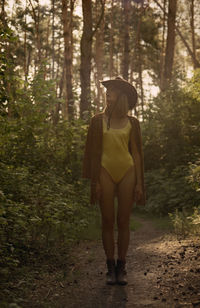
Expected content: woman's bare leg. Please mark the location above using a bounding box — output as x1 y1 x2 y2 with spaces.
117 166 136 261
99 167 116 260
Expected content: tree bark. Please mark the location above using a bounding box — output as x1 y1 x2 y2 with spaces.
190 0 198 69
122 0 130 80
159 0 166 89
28 0 41 73
52 0 55 79
135 7 144 119
62 0 75 119
153 0 200 72
109 0 114 78
94 0 104 112
80 0 92 118
24 0 28 83
161 0 177 90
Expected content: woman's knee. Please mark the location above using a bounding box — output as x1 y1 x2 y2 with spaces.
102 216 115 231
117 217 130 231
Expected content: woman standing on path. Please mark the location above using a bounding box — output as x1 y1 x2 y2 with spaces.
82 77 145 285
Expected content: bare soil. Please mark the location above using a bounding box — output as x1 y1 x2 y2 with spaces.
16 216 200 307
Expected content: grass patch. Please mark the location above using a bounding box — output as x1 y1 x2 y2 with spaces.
132 208 173 231
151 215 173 231
78 207 102 241
130 215 142 231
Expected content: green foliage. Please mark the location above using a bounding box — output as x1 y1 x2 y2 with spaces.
142 71 200 220
0 71 94 284
169 206 200 237
0 23 19 115
145 165 200 215
143 82 200 170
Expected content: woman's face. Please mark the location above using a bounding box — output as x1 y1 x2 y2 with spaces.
106 87 120 106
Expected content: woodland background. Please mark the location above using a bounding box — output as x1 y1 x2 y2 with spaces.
0 0 200 287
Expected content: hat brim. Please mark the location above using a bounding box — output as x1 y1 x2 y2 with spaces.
100 78 138 109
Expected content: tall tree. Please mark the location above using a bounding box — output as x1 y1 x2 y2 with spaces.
94 0 104 112
153 0 200 78
190 0 198 69
80 0 92 117
122 0 130 80
109 0 114 78
80 0 104 117
51 0 55 79
62 0 75 119
159 0 167 89
161 0 177 90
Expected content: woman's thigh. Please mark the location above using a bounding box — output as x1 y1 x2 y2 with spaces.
117 166 136 221
99 166 116 222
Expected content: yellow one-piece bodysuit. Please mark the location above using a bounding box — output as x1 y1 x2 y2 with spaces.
101 118 134 184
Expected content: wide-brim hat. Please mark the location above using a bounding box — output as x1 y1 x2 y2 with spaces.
100 76 138 110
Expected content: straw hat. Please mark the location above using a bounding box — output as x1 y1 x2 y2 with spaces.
100 76 138 110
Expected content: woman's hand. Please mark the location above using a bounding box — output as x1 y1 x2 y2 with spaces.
135 184 143 203
96 181 101 200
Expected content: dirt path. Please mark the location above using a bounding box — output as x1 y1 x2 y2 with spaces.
26 216 200 308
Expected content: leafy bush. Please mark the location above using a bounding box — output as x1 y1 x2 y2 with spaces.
144 164 200 215
0 77 93 281
169 206 200 237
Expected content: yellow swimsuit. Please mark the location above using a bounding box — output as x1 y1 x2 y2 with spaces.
101 118 134 183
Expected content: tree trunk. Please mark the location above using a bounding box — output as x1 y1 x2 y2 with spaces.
62 0 75 119
153 0 200 69
80 0 92 118
161 0 177 90
52 0 55 79
135 7 144 120
109 0 114 78
190 0 198 69
1 0 6 26
159 0 166 89
28 0 41 73
24 0 28 83
122 0 130 80
94 17 104 111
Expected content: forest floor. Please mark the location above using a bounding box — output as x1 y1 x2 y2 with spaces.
3 214 200 308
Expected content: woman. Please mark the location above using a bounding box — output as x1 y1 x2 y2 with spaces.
82 76 145 285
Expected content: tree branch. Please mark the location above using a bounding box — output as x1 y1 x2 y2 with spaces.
152 0 200 68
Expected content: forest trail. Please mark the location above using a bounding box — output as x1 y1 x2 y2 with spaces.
26 216 200 308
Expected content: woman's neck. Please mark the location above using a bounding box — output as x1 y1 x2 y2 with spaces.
104 106 126 119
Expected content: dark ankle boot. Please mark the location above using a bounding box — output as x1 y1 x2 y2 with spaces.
116 259 127 285
106 259 116 285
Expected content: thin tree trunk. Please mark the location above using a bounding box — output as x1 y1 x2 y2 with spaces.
52 0 55 79
62 0 75 119
24 0 28 83
160 0 166 89
28 0 41 73
109 0 114 78
136 7 144 119
122 0 130 80
1 0 6 26
161 0 177 90
56 36 61 93
94 0 104 112
53 65 65 125
44 16 50 79
190 0 197 69
80 0 92 118
153 0 200 71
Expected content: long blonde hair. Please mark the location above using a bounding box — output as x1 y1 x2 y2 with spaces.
104 92 129 117
104 90 129 129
